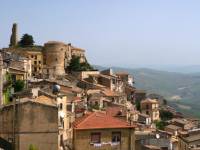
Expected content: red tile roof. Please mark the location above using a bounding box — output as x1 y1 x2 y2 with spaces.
73 112 136 130
73 96 83 102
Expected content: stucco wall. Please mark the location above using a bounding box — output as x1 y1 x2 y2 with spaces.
74 128 134 150
0 101 58 150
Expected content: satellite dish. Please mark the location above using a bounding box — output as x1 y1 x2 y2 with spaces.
156 134 160 139
52 84 60 94
59 111 65 118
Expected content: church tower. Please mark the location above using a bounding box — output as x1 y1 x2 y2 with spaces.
9 23 18 47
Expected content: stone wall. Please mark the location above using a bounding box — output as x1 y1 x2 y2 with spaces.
0 101 58 150
43 42 67 77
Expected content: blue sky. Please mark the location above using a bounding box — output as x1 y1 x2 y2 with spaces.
1 0 200 67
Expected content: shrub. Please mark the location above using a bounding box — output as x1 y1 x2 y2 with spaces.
13 80 25 92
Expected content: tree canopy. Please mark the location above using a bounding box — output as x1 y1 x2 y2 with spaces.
13 80 25 92
18 34 35 47
68 56 94 72
160 109 173 121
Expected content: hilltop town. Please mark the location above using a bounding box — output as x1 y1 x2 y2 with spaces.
0 24 200 150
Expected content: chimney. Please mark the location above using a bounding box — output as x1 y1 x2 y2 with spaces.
0 53 3 105
9 23 18 47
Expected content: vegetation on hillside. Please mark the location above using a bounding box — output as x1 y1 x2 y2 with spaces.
3 72 25 104
155 120 167 130
3 72 13 104
68 56 94 72
29 144 38 150
160 109 173 121
95 65 200 118
13 80 25 92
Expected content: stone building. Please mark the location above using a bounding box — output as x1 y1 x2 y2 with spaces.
9 23 18 47
38 86 76 150
43 41 67 78
140 99 160 122
116 72 134 87
5 47 43 77
73 111 136 150
43 41 86 78
5 24 87 79
0 96 58 150
178 129 200 150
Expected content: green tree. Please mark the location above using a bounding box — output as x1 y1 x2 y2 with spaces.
29 144 38 150
68 56 81 71
13 80 25 92
135 100 141 111
163 99 167 105
160 109 173 121
68 56 94 71
18 34 35 47
155 120 167 130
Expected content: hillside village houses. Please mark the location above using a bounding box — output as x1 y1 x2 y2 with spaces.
0 23 199 150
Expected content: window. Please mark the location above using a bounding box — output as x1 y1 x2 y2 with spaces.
39 61 41 64
146 111 149 115
69 122 72 128
60 134 63 146
35 55 37 59
34 61 37 65
112 132 121 142
146 104 149 109
60 103 63 110
112 79 116 84
67 105 72 112
31 55 34 58
34 67 37 72
91 133 101 143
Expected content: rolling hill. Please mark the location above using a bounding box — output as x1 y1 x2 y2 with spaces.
95 65 200 118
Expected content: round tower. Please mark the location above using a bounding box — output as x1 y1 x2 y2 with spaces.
43 41 67 77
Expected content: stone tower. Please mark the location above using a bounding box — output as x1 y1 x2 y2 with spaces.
43 41 67 78
9 23 18 47
0 53 3 105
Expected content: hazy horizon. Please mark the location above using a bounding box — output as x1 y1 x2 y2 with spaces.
1 0 200 67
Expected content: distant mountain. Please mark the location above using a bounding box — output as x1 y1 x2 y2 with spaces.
95 65 200 118
147 65 200 74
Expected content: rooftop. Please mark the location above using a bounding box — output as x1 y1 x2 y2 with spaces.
165 124 182 130
0 95 57 109
115 72 130 76
184 134 200 143
141 98 158 104
101 89 122 97
35 95 56 106
172 118 187 125
73 112 136 130
70 45 85 52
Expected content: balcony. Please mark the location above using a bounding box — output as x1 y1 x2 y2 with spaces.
90 142 121 150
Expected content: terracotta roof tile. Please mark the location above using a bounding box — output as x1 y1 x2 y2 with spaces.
73 112 136 130
101 89 120 97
